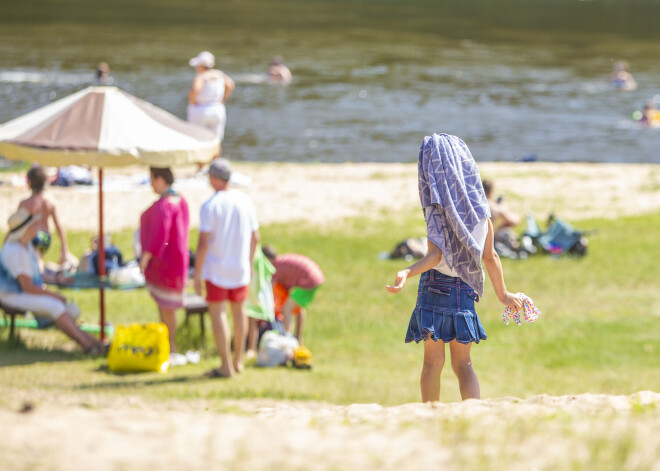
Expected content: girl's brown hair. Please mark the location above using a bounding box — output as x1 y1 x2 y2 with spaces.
150 167 174 185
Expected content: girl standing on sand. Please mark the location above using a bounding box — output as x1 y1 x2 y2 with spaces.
387 133 522 402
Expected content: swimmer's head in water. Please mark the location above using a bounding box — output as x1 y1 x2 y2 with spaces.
614 60 628 72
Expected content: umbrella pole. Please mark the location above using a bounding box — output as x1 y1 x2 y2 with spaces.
98 168 106 341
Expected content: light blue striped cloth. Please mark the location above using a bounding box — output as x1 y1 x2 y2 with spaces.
418 133 491 296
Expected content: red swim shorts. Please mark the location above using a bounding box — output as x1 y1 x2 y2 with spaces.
205 281 249 303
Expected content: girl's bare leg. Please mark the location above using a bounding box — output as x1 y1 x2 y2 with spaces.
281 296 297 335
158 306 178 353
294 308 305 345
246 318 259 354
421 337 445 402
449 340 480 400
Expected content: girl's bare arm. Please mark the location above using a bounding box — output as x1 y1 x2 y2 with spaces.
386 239 442 293
482 218 522 310
50 201 68 263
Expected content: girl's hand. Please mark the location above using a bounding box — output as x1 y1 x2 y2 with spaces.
499 291 523 311
386 270 409 293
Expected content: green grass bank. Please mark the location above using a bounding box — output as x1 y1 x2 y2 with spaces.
1 210 659 406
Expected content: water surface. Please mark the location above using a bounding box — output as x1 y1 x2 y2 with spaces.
1 0 659 163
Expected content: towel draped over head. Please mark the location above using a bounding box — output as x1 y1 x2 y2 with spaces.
418 133 491 296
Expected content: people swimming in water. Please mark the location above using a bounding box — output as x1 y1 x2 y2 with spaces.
635 100 660 128
95 62 113 85
609 60 637 91
267 56 292 84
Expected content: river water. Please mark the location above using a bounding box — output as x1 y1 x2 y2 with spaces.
1 0 659 164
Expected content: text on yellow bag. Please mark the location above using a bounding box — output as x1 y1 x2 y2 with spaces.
107 323 170 373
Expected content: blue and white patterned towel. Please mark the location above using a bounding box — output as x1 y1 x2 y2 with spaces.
418 133 490 296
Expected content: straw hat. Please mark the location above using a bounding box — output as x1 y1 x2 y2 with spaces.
6 208 41 243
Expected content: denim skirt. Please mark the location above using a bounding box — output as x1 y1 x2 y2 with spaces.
405 270 487 344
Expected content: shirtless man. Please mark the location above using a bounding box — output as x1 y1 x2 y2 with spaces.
17 166 69 264
482 179 520 243
267 56 292 84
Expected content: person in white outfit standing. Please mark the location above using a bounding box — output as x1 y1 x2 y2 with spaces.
194 158 260 378
187 51 235 156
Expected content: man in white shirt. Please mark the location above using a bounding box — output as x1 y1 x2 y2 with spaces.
194 158 260 378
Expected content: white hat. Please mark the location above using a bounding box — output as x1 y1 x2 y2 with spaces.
6 208 41 243
189 51 215 68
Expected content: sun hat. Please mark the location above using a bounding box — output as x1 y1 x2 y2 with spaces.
189 51 215 68
6 208 41 243
208 158 232 181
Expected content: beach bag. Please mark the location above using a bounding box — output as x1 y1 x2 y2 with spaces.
257 330 299 367
108 261 145 288
91 245 124 274
538 216 588 256
107 323 170 373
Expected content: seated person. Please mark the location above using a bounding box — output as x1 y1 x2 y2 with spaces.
482 179 522 251
262 246 324 345
0 208 105 354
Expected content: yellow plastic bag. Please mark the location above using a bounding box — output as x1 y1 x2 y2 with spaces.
107 323 170 373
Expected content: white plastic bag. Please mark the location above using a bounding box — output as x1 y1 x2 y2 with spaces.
257 330 299 367
109 260 145 287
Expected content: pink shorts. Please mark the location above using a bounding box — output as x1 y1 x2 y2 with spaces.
205 281 248 303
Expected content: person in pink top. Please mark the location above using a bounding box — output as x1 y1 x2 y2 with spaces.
262 246 324 345
139 167 190 362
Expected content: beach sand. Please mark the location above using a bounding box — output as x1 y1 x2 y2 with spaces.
1 390 660 470
1 162 660 233
2 161 660 470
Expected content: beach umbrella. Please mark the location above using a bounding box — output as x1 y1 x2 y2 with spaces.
0 86 219 340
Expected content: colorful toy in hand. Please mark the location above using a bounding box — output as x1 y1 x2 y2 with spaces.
502 293 541 325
